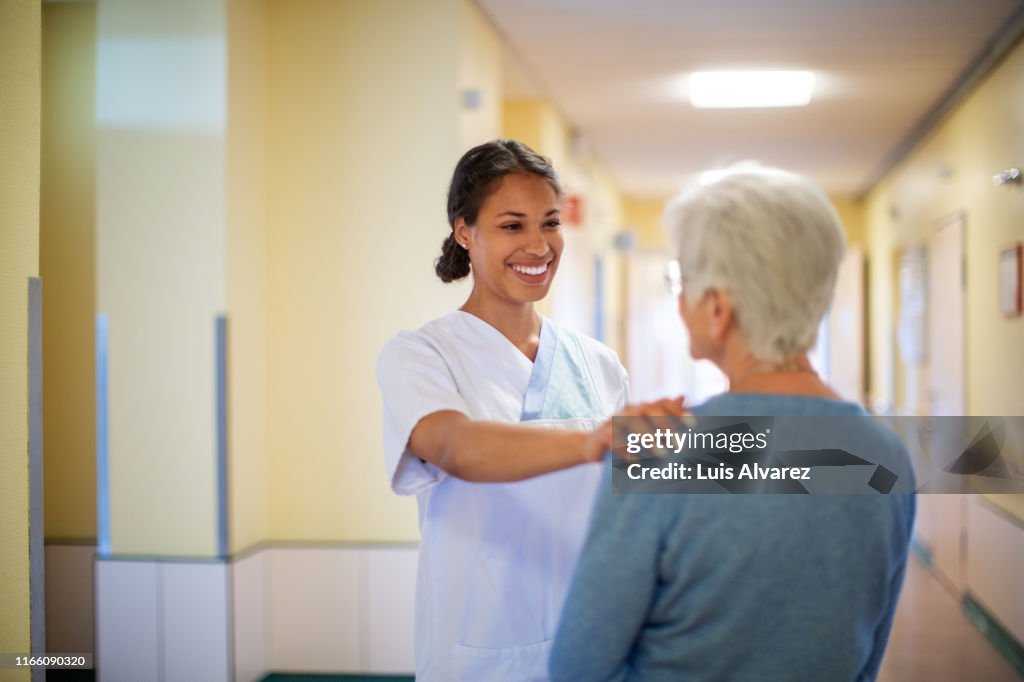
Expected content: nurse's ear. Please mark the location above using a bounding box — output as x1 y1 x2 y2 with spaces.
454 217 474 251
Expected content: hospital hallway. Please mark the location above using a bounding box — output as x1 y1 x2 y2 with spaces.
4 0 1024 680
878 556 1022 681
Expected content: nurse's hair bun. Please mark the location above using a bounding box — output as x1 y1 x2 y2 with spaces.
435 233 470 283
436 139 561 283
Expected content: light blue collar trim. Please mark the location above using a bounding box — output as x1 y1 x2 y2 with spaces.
520 317 557 421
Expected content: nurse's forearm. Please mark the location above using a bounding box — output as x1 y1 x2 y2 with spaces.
445 421 599 482
409 410 605 482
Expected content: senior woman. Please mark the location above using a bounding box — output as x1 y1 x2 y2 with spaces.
550 166 915 682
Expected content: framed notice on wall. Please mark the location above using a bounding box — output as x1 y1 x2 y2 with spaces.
1000 242 1022 317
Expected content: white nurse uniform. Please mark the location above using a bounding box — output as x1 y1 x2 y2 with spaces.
377 310 628 681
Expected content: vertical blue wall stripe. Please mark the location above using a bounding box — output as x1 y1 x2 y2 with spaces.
594 255 605 343
28 278 45 675
96 313 110 557
216 316 229 559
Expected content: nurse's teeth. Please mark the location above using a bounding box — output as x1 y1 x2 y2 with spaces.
511 263 548 276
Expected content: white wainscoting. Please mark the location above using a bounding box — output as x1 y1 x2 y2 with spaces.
96 559 230 682
95 559 161 681
266 547 363 672
162 562 231 681
262 545 417 676
232 550 268 682
965 496 1024 644
366 547 418 674
95 545 418 682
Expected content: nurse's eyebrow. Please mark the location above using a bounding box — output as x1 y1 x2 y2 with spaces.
496 209 561 218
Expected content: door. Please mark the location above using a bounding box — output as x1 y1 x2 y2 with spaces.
924 213 967 592
928 214 965 416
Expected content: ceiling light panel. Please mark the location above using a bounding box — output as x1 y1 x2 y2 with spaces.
688 70 815 108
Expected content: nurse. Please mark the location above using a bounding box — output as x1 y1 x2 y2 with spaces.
377 139 648 680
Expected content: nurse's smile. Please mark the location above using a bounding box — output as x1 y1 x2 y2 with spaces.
509 259 553 284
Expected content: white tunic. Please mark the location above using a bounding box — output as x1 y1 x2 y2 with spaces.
377 311 628 681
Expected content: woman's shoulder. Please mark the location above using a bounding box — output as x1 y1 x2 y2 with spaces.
692 392 866 417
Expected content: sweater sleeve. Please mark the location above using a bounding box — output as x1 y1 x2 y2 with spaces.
859 493 916 680
549 463 665 681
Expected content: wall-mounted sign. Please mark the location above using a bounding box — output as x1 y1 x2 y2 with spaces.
564 194 584 227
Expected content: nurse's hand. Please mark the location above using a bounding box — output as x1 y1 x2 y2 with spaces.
581 397 691 463
611 396 691 460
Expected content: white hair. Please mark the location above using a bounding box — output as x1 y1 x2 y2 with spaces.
664 165 845 364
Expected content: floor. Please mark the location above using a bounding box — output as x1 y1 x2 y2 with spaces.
47 670 413 682
257 555 1021 682
877 556 1021 681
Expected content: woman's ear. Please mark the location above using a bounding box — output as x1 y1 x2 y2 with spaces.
707 288 735 341
454 217 473 250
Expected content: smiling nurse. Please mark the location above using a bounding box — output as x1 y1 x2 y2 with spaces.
376 140 663 681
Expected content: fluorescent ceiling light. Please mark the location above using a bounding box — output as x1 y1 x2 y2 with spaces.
688 71 815 108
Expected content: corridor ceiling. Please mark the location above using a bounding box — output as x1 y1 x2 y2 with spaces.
478 0 1024 198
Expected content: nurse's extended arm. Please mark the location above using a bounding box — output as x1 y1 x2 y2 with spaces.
408 397 686 484
408 410 608 482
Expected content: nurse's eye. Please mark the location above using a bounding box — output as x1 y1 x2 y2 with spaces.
500 222 522 231
544 219 562 230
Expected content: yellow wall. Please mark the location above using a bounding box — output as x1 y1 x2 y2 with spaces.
41 1 97 542
863 37 1024 417
458 0 503 150
503 99 572 173
226 0 269 554
0 0 40 674
831 196 866 249
264 0 493 543
622 195 672 248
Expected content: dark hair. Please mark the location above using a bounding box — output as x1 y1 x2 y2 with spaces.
435 139 562 283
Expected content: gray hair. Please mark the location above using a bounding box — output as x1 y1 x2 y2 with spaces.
664 166 845 364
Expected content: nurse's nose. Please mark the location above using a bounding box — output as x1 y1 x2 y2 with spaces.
523 227 550 256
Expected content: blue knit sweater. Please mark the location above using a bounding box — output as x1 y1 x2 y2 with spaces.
550 393 915 682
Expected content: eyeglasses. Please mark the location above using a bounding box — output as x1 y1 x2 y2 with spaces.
664 259 683 296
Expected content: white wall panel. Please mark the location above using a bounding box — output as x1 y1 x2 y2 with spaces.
966 496 1024 644
162 562 230 682
267 547 362 671
232 550 267 682
366 547 417 673
96 559 159 681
